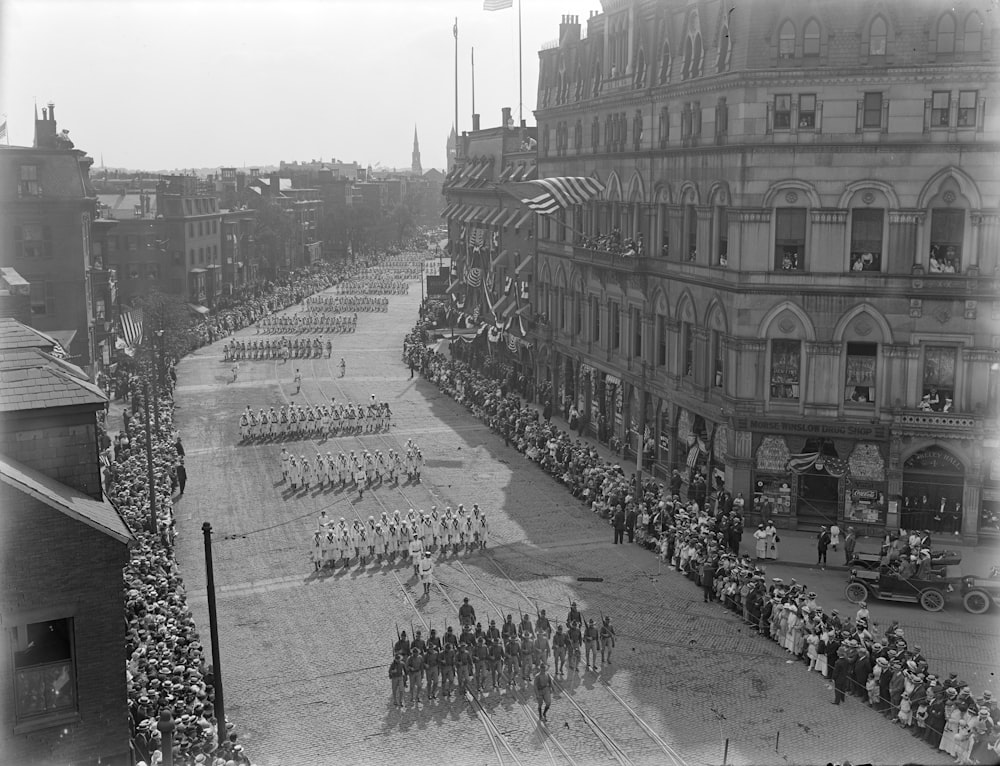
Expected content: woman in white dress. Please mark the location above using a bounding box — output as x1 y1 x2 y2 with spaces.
753 524 768 559
764 520 779 560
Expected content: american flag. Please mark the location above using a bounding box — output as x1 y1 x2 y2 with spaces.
483 0 513 10
504 177 605 216
119 307 144 349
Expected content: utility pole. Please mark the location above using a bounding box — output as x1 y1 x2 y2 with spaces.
202 523 226 734
143 381 157 535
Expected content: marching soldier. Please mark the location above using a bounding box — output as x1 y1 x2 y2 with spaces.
389 654 407 708
600 616 616 665
504 632 520 688
393 630 411 657
567 621 583 673
458 597 476 627
473 637 489 691
501 614 518 642
552 624 568 677
407 646 424 704
584 618 600 670
408 534 424 577
424 641 440 700
567 601 582 627
488 634 505 689
519 632 534 681
456 641 473 695
534 664 553 722
535 609 552 639
440 642 456 698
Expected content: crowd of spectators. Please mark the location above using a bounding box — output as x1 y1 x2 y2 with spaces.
575 229 644 258
402 319 1000 764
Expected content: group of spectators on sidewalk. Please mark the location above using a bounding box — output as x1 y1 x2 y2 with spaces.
403 318 1000 765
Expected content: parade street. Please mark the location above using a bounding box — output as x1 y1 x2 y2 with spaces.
170 267 992 766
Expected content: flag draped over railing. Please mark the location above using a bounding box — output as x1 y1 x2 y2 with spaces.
118 307 144 351
503 176 605 215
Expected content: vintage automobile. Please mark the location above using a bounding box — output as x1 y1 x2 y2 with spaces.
848 548 961 574
960 566 1000 614
844 566 953 612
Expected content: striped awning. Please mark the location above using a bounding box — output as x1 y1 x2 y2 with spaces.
522 163 538 181
514 210 534 230
502 209 520 228
514 253 533 274
462 206 483 223
498 165 515 183
441 203 459 218
490 249 508 268
473 161 492 180
485 208 507 226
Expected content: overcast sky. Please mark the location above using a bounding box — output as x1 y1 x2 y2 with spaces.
1 0 597 172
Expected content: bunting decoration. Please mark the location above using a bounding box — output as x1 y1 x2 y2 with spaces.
466 267 483 287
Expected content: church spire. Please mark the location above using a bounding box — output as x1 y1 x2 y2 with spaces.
411 125 422 175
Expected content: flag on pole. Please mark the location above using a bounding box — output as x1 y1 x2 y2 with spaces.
503 177 605 216
484 0 513 9
119 307 144 349
0 117 7 142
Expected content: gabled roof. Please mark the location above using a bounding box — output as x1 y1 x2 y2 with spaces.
0 341 107 412
0 452 133 544
0 316 59 351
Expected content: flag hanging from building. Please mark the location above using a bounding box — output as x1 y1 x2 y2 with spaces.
119 307 144 349
503 177 605 215
49 340 67 359
484 0 513 10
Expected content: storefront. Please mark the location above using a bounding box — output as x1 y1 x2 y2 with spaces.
901 445 966 535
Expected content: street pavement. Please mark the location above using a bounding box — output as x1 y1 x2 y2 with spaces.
167 263 994 766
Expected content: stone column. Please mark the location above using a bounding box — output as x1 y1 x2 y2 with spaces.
734 208 771 271
666 205 683 261
729 428 754 512
805 341 842 407
733 338 767 400
962 450 984 542
888 210 924 273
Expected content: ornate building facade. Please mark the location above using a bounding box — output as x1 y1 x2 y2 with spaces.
532 1 999 539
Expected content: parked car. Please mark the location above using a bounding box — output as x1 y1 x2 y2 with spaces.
845 565 953 612
848 548 961 574
960 566 1000 614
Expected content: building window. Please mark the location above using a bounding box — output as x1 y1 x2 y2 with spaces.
803 20 820 56
682 321 694 376
128 263 140 279
18 165 40 197
931 91 951 126
929 209 964 273
850 209 883 271
591 297 601 343
658 107 669 148
799 94 817 129
770 339 800 400
965 13 983 52
611 302 621 350
937 14 956 54
711 330 723 387
863 92 883 129
656 314 667 367
774 95 792 130
29 282 48 315
632 308 642 358
199 247 205 264
869 17 887 56
685 203 698 261
774 208 805 270
715 205 728 266
958 90 978 127
658 37 671 84
14 224 52 258
95 299 106 320
778 20 795 59
845 342 877 404
922 346 956 412
11 618 77 723
575 295 582 335
126 235 138 252
185 199 193 215
692 102 702 136
198 221 204 237
188 222 194 237
147 263 160 280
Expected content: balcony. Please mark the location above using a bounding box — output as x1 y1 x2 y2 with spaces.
893 409 980 438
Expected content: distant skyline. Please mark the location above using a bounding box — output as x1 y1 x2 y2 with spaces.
1 0 597 172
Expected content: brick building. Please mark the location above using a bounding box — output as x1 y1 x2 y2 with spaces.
0 104 110 375
0 318 133 765
532 1 999 539
442 109 539 369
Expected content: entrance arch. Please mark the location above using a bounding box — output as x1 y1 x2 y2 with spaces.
901 445 966 534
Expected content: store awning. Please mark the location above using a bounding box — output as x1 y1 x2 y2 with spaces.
490 249 508 268
441 203 458 218
462 206 483 223
498 165 515 183
502 209 520 228
521 162 538 181
189 267 207 274
514 210 534 230
514 253 534 274
485 208 506 226
187 303 210 316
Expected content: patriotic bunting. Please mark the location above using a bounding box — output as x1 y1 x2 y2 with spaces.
503 176 605 216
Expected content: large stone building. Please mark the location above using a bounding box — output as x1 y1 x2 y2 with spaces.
532 1 999 540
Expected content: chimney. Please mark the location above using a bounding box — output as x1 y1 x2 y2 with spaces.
520 119 527 129
270 172 280 195
559 15 581 46
501 107 512 129
47 102 55 122
472 114 481 131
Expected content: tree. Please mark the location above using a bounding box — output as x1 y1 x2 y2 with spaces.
253 200 295 278
131 289 195 374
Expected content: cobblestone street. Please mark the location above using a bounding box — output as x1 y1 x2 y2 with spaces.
170 272 982 766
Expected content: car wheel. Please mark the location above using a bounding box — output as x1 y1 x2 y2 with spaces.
845 582 868 604
919 588 946 612
963 590 991 615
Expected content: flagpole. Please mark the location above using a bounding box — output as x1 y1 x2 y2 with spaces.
454 17 459 158
471 47 476 122
517 0 523 125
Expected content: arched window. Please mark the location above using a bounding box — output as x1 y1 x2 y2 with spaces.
964 12 983 52
682 36 693 79
692 34 703 76
937 14 956 54
869 17 887 56
779 20 795 59
634 48 646 89
658 38 671 84
717 21 731 71
803 20 820 57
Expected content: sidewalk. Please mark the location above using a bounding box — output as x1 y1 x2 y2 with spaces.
507 399 1000 578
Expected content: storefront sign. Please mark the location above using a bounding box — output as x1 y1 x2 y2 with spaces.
903 447 965 474
737 417 887 440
